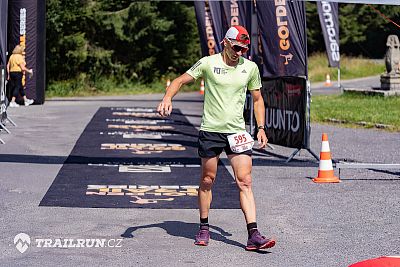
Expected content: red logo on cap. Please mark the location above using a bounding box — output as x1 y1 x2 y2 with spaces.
234 26 250 45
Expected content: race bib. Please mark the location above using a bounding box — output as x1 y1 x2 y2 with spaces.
227 132 254 153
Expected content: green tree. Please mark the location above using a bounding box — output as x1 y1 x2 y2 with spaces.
46 0 91 80
306 3 400 58
46 0 200 84
339 4 400 57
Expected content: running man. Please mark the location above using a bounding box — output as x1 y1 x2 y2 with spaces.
157 25 275 251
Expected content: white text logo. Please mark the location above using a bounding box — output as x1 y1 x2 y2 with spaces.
13 233 123 253
14 233 31 253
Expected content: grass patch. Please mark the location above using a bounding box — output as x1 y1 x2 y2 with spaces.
308 53 384 83
311 92 400 131
47 54 385 97
46 74 200 98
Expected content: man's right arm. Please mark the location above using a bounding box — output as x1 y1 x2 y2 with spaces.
157 73 194 117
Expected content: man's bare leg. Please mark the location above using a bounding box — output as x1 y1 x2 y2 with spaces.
228 154 256 223
228 153 275 250
195 156 219 246
198 156 219 219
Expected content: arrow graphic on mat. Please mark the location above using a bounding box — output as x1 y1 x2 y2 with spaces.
130 196 174 204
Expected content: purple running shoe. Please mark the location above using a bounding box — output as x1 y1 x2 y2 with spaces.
245 230 275 251
194 226 210 246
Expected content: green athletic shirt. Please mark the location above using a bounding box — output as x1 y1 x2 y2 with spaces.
186 53 262 133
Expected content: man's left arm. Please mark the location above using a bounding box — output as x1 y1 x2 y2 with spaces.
250 89 268 149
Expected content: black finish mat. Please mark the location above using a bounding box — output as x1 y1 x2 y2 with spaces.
40 107 240 209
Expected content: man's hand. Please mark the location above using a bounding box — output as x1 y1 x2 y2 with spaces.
156 73 195 117
257 129 268 149
157 97 172 117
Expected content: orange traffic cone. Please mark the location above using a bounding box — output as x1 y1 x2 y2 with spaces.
324 74 332 86
313 133 340 183
199 79 205 95
166 79 171 90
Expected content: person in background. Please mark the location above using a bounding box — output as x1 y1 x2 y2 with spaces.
157 26 275 251
6 45 34 107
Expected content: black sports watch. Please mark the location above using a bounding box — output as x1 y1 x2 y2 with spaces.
257 125 265 130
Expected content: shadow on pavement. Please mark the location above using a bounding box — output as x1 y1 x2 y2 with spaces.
0 152 322 172
121 220 254 251
367 168 400 177
0 153 320 169
0 154 67 164
47 98 205 104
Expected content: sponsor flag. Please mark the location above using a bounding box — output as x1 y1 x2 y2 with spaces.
256 0 307 78
194 1 223 56
216 1 261 69
0 0 7 122
0 0 7 68
317 1 340 68
8 0 46 104
208 1 225 46
194 0 254 58
221 0 252 28
221 0 254 59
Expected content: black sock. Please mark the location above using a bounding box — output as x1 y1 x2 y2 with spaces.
200 217 209 229
247 222 258 238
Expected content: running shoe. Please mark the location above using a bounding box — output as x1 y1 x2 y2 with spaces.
24 99 34 106
9 101 19 108
194 226 210 246
245 230 275 251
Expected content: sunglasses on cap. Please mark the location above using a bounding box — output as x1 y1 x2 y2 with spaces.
228 39 248 53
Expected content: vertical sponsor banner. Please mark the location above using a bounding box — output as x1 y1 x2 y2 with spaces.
249 1 259 62
194 1 223 56
256 0 307 77
208 1 225 47
193 1 208 56
8 0 45 104
1 0 8 123
256 0 308 149
0 0 7 68
221 0 254 59
194 0 253 57
261 77 306 148
317 1 340 68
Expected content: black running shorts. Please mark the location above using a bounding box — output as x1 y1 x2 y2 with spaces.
198 130 252 158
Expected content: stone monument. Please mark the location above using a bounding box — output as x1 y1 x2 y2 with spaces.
380 35 400 90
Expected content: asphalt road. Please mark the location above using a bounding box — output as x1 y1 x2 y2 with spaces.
0 90 399 267
311 75 380 95
311 76 381 95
